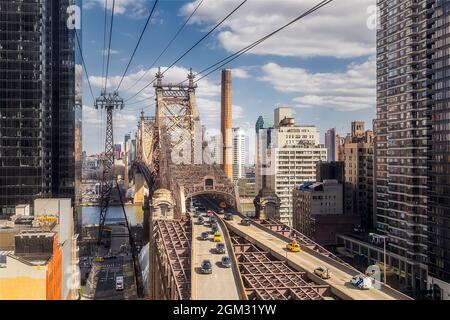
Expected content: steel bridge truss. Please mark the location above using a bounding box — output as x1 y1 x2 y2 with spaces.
154 69 200 166
154 219 191 300
230 232 334 300
256 219 345 263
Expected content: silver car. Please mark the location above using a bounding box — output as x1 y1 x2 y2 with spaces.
221 256 232 268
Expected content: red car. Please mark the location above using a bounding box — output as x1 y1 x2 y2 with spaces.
207 210 214 217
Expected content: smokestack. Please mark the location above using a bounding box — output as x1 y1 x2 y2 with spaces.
221 69 233 180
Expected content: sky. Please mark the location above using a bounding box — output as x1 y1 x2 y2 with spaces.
80 0 377 156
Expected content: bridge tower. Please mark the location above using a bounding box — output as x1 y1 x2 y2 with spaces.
154 68 202 177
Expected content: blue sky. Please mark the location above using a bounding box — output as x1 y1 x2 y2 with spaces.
81 0 376 156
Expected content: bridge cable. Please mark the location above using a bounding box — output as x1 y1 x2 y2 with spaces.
101 0 109 90
123 0 206 93
116 0 160 92
195 0 334 82
104 0 116 91
124 0 248 103
74 29 96 104
122 0 334 106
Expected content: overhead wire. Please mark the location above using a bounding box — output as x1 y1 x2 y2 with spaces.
116 0 160 91
123 0 206 92
104 0 116 91
124 0 248 103
122 0 334 106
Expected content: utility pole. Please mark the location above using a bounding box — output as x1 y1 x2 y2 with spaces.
95 90 124 245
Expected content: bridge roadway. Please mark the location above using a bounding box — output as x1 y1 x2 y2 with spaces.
191 201 240 300
223 216 412 300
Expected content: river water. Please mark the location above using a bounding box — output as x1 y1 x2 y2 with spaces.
81 206 144 226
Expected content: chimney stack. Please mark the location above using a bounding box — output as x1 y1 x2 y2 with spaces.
221 69 233 180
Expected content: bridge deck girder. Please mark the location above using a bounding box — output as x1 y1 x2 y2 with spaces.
229 234 335 301
155 219 192 300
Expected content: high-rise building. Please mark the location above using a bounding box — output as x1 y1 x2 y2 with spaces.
274 107 293 128
325 128 339 162
232 128 248 181
375 0 430 294
204 134 222 165
0 1 81 215
427 0 450 298
340 121 374 230
255 107 327 225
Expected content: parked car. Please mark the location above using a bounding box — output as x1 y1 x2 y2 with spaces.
215 243 226 254
241 218 251 226
201 260 213 274
197 217 205 225
314 266 331 279
211 224 219 234
210 217 217 224
221 256 232 268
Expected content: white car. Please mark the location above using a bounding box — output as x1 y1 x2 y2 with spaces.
115 276 124 291
351 275 373 290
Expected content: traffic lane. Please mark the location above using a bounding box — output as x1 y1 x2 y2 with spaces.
93 257 125 300
193 213 240 300
226 219 397 300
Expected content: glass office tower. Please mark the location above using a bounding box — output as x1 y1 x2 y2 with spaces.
0 0 80 215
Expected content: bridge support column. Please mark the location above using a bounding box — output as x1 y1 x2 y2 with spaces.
179 187 186 214
134 172 145 204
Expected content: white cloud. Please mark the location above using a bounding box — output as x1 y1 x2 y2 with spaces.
259 56 376 112
101 49 120 56
180 0 375 58
232 68 250 79
84 0 152 17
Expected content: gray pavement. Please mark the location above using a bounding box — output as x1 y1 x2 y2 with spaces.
191 203 240 300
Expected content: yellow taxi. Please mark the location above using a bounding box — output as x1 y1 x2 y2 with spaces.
213 232 222 242
286 240 301 252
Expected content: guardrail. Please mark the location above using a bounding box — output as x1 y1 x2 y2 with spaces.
214 212 248 300
190 214 197 300
228 213 413 301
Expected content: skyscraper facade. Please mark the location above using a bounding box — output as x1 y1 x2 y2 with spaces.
375 0 430 293
232 128 248 181
255 107 327 225
340 121 374 230
325 128 339 162
427 0 450 297
0 0 80 215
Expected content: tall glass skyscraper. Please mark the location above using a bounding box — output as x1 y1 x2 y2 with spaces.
0 0 81 215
